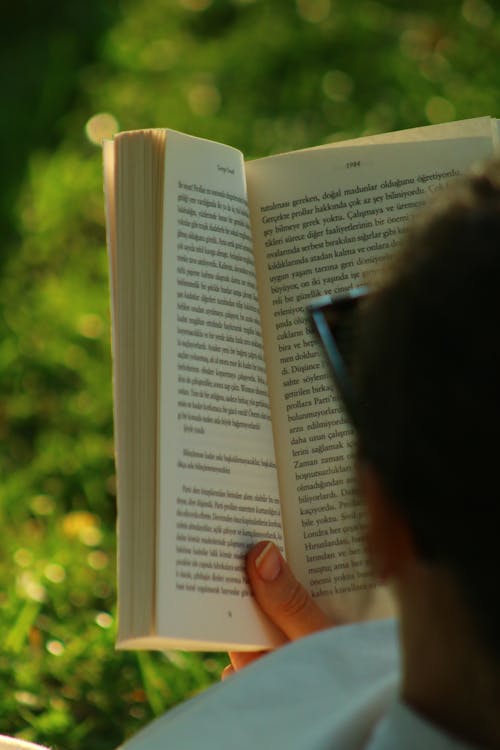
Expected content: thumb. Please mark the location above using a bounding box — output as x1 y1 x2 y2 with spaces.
246 541 333 640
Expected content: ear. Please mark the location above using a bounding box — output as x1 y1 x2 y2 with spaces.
357 461 417 582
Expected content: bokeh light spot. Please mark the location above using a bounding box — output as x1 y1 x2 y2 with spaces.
187 80 221 116
14 548 34 568
297 0 331 23
425 96 456 123
77 313 104 339
80 525 103 547
95 612 113 629
400 28 433 61
85 113 119 146
178 0 212 11
62 511 101 542
88 551 109 570
322 70 353 102
44 564 66 584
462 0 494 27
46 640 65 656
18 573 46 603
30 494 56 516
15 692 40 708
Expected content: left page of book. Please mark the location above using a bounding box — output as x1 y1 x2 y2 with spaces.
153 131 285 651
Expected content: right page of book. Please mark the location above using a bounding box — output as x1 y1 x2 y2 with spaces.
245 124 497 625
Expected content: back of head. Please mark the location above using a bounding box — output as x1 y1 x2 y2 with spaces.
354 160 500 656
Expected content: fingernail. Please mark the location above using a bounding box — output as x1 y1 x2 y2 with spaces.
255 542 281 582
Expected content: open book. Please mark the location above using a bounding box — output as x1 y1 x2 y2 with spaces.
104 116 499 651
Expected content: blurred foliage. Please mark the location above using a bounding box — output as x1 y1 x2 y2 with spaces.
0 0 498 748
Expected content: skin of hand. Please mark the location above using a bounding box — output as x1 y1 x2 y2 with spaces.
222 540 333 679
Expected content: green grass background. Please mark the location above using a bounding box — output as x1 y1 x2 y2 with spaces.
0 0 498 747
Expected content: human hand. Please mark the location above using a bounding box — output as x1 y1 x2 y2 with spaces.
222 540 333 679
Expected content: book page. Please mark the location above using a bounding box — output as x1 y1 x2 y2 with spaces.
313 115 494 150
108 131 164 643
246 133 496 625
157 131 285 650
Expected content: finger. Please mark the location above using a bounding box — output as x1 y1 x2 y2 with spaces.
222 650 267 679
221 664 234 680
246 541 333 640
229 650 267 671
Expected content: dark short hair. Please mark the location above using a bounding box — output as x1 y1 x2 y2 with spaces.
354 160 500 654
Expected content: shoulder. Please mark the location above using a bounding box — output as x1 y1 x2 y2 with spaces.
122 618 400 750
366 701 482 750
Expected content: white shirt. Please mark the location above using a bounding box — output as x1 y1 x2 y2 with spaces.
123 619 397 749
120 619 482 750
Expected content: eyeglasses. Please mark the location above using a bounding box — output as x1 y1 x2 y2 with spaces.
307 286 370 431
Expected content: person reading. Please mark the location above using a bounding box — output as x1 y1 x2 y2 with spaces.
121 161 500 749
